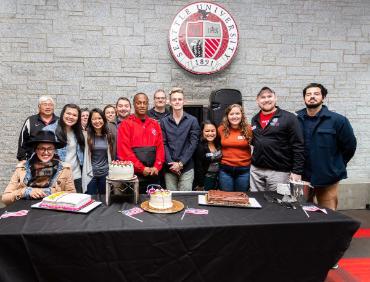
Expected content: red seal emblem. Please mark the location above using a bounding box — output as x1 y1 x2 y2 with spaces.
169 2 239 75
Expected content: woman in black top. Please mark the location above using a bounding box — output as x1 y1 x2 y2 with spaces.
194 121 222 191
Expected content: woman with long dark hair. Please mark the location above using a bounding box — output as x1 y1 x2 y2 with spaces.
194 120 222 191
82 108 116 195
218 104 253 192
44 104 85 192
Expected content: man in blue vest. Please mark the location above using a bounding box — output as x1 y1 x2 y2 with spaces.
297 83 357 210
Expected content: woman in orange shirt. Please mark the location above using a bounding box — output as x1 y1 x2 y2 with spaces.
218 104 253 192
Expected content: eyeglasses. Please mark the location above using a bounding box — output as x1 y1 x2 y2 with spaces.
36 147 55 153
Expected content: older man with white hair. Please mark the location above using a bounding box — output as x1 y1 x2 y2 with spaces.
17 96 59 161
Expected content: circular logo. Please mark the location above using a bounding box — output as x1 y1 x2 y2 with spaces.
168 2 239 75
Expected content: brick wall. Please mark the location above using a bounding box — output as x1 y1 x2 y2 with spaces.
1 0 369 191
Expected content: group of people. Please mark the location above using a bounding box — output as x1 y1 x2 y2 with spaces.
2 83 356 211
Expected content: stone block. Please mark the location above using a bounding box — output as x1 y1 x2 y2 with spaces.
53 66 83 81
21 52 53 62
58 0 83 11
54 44 110 58
356 42 370 54
84 58 121 72
311 49 343 63
287 66 320 76
47 33 73 47
344 55 361 64
320 63 337 72
0 0 16 13
110 77 137 87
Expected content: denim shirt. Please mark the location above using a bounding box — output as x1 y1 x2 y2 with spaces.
43 122 84 166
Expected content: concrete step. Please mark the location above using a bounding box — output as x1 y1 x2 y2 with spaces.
338 182 370 210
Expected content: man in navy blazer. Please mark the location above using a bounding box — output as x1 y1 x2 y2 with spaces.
297 83 357 210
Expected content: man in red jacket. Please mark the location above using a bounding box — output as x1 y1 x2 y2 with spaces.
117 93 165 192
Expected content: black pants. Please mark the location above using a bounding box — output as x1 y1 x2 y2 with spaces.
74 178 82 193
138 175 160 194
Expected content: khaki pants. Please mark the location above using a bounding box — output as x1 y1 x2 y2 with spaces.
308 182 339 210
165 169 194 191
250 165 290 192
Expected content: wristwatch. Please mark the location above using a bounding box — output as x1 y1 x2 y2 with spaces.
178 161 183 169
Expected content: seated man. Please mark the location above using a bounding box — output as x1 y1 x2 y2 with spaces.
117 93 165 193
2 131 76 205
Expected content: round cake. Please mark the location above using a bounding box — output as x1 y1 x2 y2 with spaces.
109 160 134 180
147 186 173 210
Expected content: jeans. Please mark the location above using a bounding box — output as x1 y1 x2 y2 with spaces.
86 175 106 195
204 172 218 191
219 164 250 192
165 169 194 191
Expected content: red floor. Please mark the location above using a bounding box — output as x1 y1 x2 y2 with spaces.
326 211 370 282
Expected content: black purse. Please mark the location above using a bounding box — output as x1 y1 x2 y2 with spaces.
132 146 156 167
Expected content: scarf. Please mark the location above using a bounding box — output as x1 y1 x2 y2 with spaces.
27 157 59 189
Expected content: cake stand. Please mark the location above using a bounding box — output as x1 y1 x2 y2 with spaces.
105 175 139 205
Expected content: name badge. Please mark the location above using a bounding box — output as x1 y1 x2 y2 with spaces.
205 153 213 157
237 135 245 140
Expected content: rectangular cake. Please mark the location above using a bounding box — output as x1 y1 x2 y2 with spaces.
207 190 249 205
40 192 93 211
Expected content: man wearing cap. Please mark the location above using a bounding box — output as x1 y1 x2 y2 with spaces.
17 96 59 161
250 86 304 191
297 83 356 210
2 131 76 205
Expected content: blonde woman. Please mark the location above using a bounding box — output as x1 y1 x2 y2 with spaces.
218 104 253 192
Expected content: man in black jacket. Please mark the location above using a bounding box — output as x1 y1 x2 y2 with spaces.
148 89 170 122
250 87 304 191
17 96 59 161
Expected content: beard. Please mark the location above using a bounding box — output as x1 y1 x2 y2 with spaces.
305 100 323 109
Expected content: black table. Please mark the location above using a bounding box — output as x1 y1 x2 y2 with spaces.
0 193 360 282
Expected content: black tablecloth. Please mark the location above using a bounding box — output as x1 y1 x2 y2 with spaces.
0 193 360 282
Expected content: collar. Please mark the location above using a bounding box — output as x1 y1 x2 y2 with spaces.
128 113 150 123
37 113 58 124
253 106 281 121
169 111 188 123
297 105 330 118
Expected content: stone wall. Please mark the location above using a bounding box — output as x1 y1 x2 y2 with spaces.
1 0 370 191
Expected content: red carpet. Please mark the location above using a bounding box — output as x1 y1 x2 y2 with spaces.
353 228 370 239
326 258 370 282
326 225 370 282
326 228 370 282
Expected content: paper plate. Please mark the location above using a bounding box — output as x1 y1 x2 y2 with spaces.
141 200 184 214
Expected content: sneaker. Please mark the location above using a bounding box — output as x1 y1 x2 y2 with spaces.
331 263 339 269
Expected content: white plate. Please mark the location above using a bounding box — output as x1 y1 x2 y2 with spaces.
198 195 262 209
31 201 102 214
106 175 137 181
